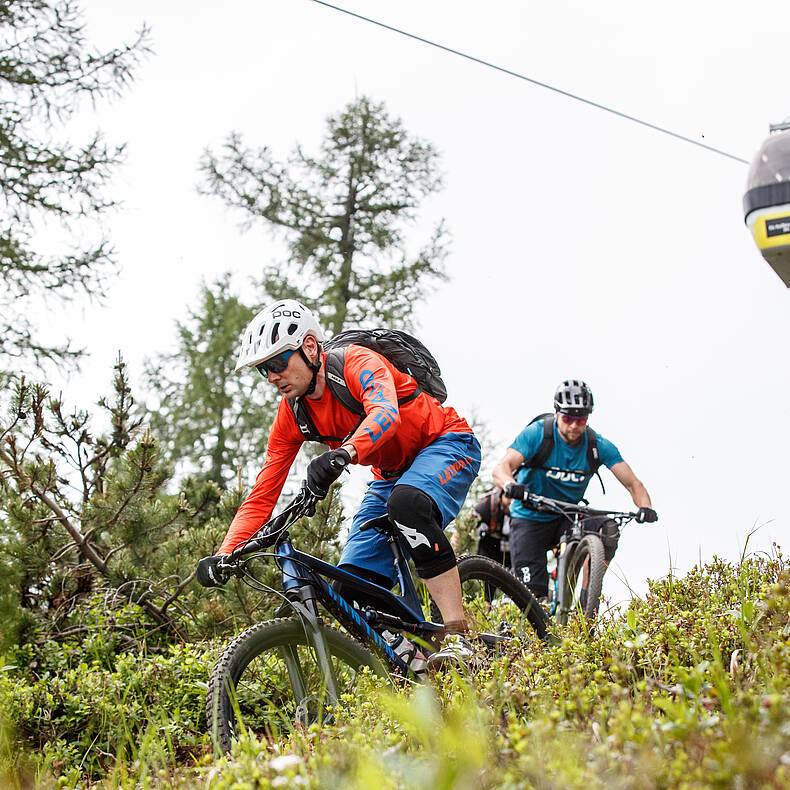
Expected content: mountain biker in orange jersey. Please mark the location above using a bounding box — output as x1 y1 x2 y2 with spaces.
197 299 482 667
492 379 656 600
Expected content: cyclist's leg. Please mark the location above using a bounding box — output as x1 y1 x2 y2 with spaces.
387 432 482 630
338 477 402 587
509 517 563 599
601 518 620 568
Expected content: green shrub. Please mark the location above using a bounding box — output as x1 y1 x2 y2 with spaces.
3 552 790 789
1 636 216 782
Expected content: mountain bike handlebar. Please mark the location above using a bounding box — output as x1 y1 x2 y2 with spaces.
226 452 350 561
522 491 638 521
223 485 319 564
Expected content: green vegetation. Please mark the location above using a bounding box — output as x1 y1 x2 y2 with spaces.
143 274 275 486
0 0 148 370
1 551 788 788
199 95 448 335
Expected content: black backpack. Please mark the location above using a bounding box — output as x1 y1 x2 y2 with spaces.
516 413 605 493
287 329 447 444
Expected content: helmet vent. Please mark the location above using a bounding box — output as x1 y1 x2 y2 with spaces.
287 322 298 336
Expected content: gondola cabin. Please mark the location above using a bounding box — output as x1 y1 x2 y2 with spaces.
743 123 790 287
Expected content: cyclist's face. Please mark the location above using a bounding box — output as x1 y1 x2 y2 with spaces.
264 337 319 398
556 412 587 445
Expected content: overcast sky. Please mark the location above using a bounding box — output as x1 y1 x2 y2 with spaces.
42 0 790 606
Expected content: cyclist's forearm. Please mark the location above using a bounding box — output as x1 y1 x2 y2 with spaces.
492 463 514 490
626 479 652 509
340 443 357 462
493 449 524 490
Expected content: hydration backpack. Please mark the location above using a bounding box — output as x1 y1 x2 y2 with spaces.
288 329 447 444
473 486 508 539
516 413 605 493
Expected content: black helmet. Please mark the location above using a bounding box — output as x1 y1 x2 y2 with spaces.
554 379 594 415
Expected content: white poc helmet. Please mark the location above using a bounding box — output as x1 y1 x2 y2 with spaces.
235 299 325 372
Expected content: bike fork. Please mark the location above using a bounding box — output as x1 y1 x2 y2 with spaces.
282 590 341 718
555 542 573 620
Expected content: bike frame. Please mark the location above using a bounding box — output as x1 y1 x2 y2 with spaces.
553 515 596 620
227 513 445 709
525 493 636 620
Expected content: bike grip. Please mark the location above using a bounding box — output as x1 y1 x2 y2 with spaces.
329 449 351 471
330 457 347 470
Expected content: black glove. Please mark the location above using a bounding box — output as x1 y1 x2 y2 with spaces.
305 448 351 498
196 555 231 587
636 507 658 524
503 483 528 501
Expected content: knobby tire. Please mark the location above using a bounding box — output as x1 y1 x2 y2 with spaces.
561 533 605 623
206 617 387 755
431 554 550 641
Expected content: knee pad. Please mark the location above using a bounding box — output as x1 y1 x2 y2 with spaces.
386 485 456 579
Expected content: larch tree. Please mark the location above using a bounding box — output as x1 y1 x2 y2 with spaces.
198 96 448 336
143 274 275 487
0 0 148 370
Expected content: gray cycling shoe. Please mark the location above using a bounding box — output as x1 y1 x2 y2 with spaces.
425 633 475 671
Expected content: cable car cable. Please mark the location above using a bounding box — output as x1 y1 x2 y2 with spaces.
311 0 749 166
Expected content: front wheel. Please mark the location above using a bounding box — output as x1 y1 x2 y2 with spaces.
431 554 550 642
206 617 387 755
559 534 605 624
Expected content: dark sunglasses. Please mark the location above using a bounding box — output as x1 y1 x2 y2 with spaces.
560 413 588 424
256 349 295 377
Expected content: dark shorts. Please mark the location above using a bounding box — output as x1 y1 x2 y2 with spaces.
476 533 510 569
509 517 565 597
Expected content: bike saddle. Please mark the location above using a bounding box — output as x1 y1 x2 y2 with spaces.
358 514 396 535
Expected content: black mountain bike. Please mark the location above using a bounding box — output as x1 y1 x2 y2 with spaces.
518 491 638 624
204 483 549 754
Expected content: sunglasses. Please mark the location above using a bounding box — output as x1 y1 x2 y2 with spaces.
560 413 588 424
256 349 295 377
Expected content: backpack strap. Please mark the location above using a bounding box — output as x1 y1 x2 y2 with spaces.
286 346 422 444
585 426 606 494
531 415 555 468
286 398 346 444
515 414 554 473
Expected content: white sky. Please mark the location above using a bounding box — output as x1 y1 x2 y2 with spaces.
39 0 790 606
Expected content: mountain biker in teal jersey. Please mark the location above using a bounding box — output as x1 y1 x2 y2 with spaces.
492 380 657 599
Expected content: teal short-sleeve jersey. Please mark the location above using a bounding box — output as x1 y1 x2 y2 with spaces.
508 420 623 521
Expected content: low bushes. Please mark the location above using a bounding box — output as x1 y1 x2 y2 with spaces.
2 552 788 788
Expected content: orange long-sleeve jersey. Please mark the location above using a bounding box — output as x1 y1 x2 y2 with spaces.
218 345 472 554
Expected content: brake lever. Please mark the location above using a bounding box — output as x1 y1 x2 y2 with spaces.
217 556 247 582
300 482 317 517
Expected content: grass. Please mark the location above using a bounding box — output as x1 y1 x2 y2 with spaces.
2 548 789 789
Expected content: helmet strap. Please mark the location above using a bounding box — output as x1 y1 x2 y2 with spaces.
299 347 322 396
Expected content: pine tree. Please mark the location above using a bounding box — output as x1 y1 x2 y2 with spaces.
0 0 148 368
199 96 448 335
0 356 345 649
143 274 275 486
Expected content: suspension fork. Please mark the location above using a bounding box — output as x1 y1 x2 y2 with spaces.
555 537 576 619
277 541 341 709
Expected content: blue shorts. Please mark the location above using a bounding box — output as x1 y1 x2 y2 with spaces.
339 432 481 584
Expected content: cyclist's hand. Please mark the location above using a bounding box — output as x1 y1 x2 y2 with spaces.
196 555 231 587
305 448 351 498
503 482 528 501
636 507 658 524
